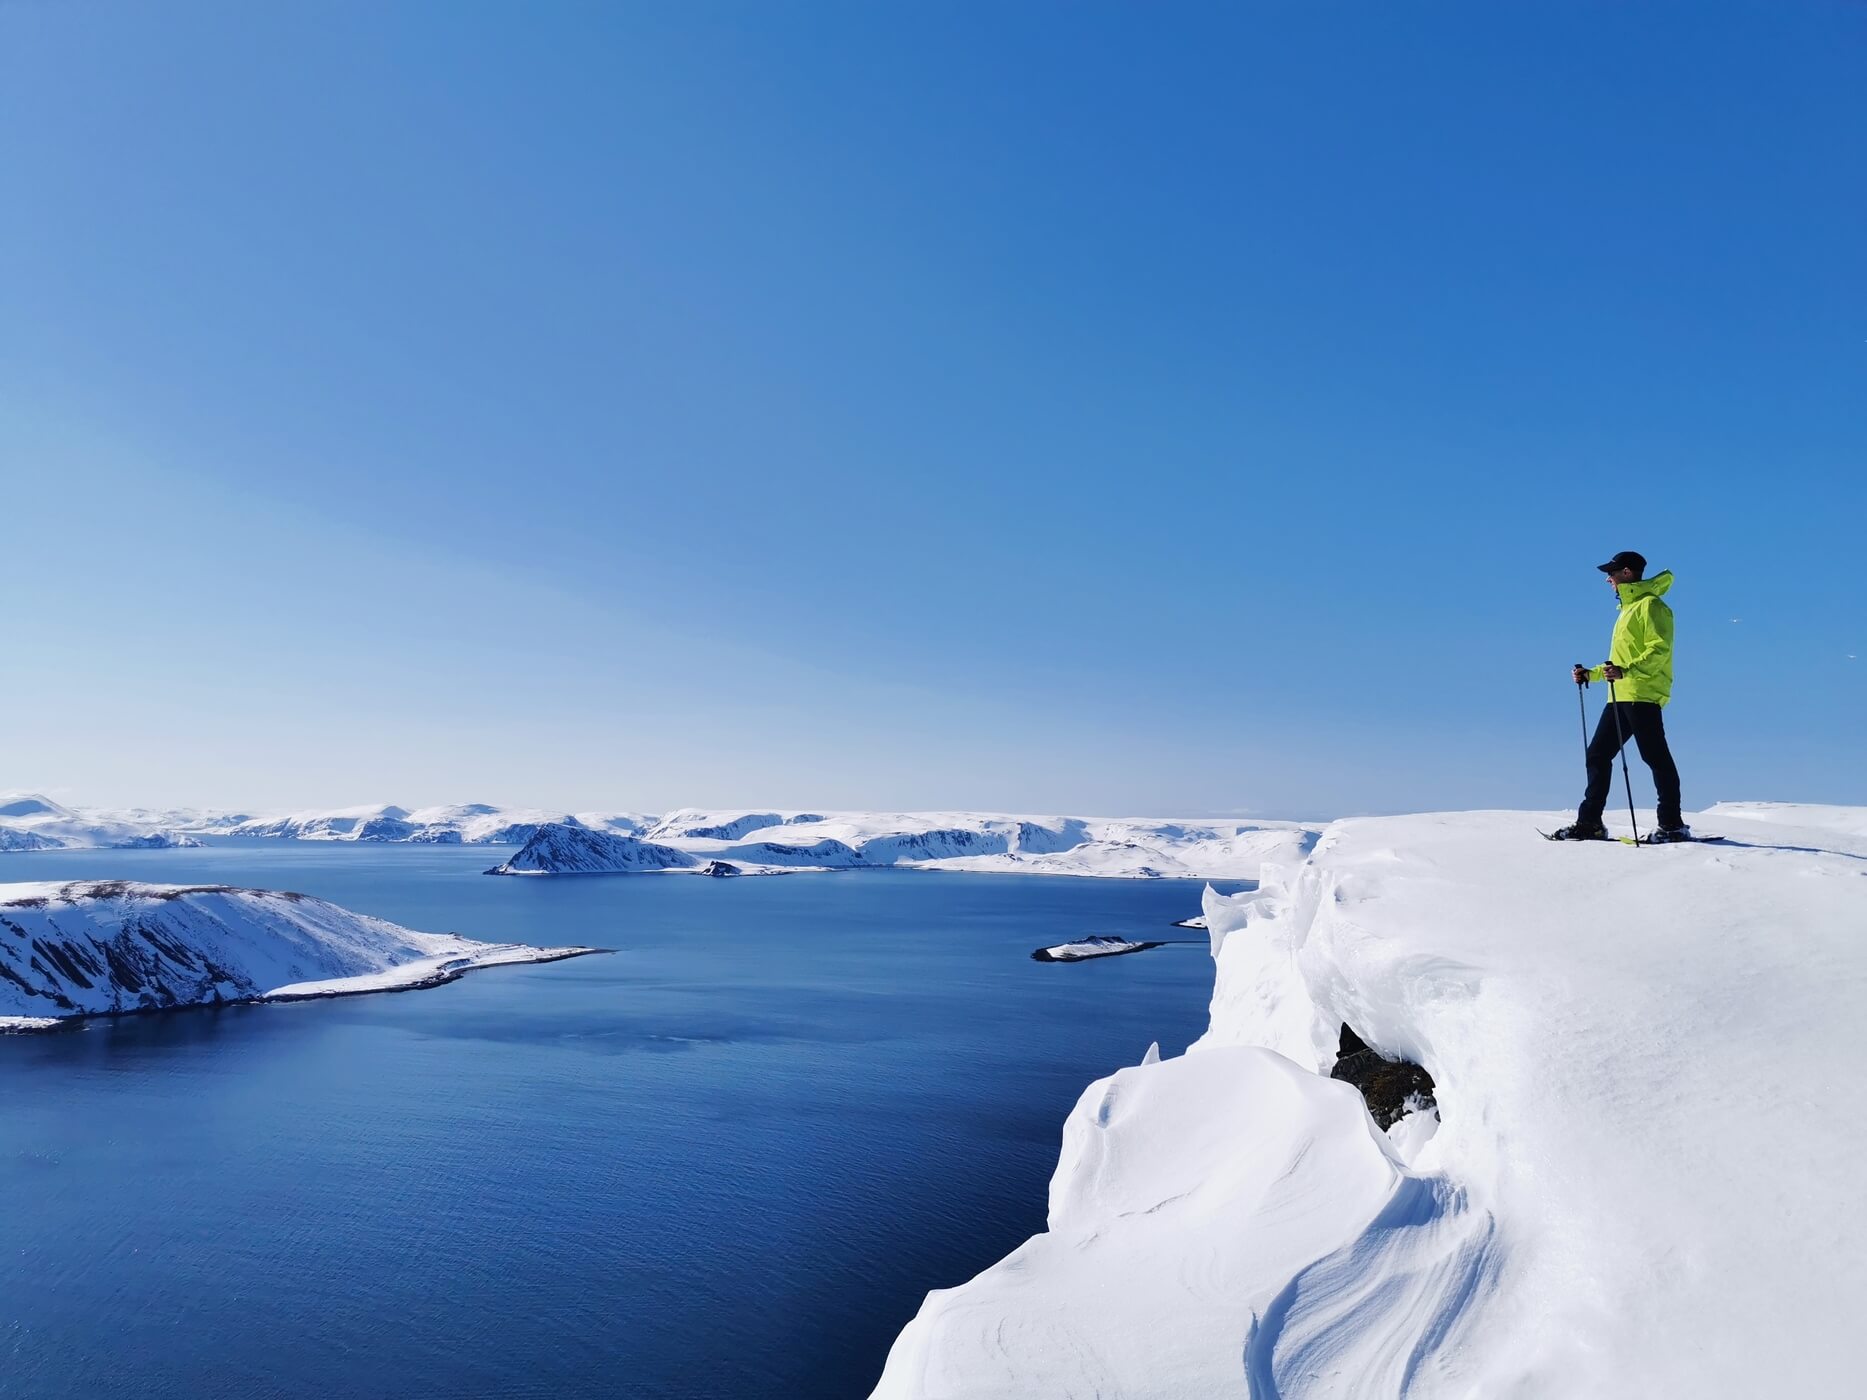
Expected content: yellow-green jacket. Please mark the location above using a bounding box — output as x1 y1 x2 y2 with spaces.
1587 570 1674 705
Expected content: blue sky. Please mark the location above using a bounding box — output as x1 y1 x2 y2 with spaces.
4 1 1861 817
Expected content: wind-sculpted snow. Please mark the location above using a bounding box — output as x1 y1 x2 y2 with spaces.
0 881 591 1029
873 1048 1488 1398
486 824 698 876
873 805 1867 1398
1243 1174 1497 1399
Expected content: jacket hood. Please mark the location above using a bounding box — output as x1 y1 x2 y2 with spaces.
1618 569 1673 604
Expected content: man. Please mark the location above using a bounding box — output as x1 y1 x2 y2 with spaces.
1550 550 1689 841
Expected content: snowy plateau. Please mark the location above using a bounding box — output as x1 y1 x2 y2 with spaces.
0 882 593 1031
871 804 1866 1400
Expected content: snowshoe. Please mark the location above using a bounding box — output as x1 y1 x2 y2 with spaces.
1542 823 1610 841
1639 828 1724 845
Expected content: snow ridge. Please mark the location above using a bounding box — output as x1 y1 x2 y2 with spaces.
872 804 1867 1399
1242 1175 1498 1398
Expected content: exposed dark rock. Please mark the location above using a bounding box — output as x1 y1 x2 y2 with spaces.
1330 1023 1436 1130
32 939 94 989
4 881 247 906
697 861 742 878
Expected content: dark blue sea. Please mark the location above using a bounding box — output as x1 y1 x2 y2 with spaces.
0 841 1227 1399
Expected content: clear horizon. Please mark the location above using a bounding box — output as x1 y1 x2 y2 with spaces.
6 2 1862 816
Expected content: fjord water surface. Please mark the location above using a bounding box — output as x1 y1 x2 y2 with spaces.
0 842 1225 1399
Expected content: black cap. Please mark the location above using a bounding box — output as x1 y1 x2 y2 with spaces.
1597 550 1645 575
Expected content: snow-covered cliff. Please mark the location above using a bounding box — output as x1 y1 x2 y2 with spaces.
0 881 593 1030
872 804 1866 1398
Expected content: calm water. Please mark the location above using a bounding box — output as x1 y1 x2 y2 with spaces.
0 842 1227 1399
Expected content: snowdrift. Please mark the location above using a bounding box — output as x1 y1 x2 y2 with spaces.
0 881 593 1029
872 805 1866 1398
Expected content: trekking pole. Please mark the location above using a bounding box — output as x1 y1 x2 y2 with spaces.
1606 678 1640 845
1573 664 1590 766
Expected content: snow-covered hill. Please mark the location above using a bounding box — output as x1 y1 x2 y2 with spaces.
871 805 1866 1399
486 824 700 876
0 881 594 1030
0 795 203 851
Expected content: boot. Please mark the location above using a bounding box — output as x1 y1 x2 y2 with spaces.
1549 821 1609 841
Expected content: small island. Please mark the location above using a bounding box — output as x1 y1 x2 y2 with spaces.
1031 935 1166 963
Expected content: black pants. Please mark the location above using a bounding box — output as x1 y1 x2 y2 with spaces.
1579 701 1682 829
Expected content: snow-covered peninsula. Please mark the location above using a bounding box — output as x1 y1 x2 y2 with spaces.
0 881 594 1030
872 804 1866 1399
